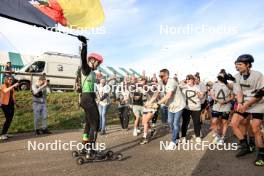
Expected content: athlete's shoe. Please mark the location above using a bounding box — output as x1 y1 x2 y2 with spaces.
139 138 149 145
254 154 264 166
80 142 89 155
166 142 177 150
80 147 88 155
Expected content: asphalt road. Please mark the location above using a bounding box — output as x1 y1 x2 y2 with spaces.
0 122 263 176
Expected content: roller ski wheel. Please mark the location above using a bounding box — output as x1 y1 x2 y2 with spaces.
76 157 85 165
116 153 123 161
109 153 123 161
106 150 114 158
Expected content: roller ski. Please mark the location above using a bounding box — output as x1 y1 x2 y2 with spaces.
72 144 123 165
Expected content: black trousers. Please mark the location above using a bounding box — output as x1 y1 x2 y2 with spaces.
152 110 159 124
181 109 201 138
80 93 100 142
1 102 14 135
118 106 130 129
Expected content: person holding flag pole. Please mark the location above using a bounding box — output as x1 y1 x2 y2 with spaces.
77 35 104 154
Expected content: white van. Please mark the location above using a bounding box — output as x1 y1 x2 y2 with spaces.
15 52 80 91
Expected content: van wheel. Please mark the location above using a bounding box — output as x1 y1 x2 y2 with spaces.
19 82 30 90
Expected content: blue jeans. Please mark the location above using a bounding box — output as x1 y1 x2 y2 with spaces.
168 110 183 143
160 105 168 124
33 102 47 130
98 104 109 131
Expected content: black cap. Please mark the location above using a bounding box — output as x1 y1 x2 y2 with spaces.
235 54 254 64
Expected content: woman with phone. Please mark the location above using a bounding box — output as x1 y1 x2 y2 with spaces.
0 76 19 140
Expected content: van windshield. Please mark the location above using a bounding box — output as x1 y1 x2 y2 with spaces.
25 61 45 73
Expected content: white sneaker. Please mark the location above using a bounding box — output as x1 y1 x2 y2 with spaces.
166 142 177 150
213 135 220 144
181 137 187 144
217 137 225 145
195 137 202 143
137 129 141 133
0 134 8 140
212 133 217 138
133 129 138 136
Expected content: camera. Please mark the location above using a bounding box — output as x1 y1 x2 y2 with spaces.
225 73 236 82
33 91 43 98
218 73 235 84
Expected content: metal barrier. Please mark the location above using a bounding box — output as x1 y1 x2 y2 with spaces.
0 71 75 91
